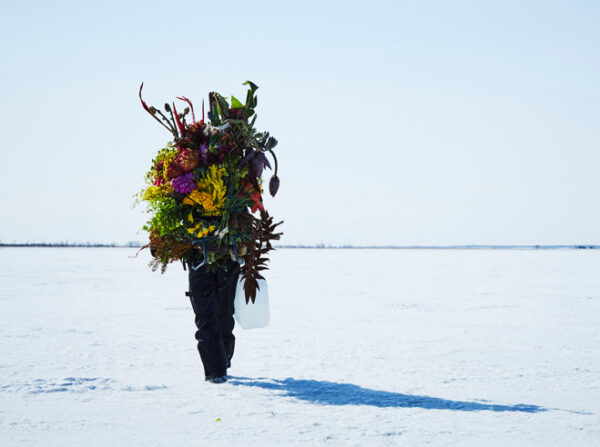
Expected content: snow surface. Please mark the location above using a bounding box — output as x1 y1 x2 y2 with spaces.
1 247 599 446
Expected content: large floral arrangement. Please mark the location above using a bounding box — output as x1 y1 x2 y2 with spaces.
137 81 282 302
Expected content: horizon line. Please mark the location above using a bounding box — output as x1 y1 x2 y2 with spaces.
0 242 598 250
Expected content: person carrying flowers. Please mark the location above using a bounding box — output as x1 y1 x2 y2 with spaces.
137 81 282 383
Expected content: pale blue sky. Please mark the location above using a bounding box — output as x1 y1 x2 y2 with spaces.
1 0 598 245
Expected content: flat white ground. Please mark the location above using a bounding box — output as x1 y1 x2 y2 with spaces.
1 248 599 446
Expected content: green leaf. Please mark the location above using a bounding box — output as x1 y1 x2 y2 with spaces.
265 136 278 150
243 80 259 109
243 80 259 91
208 92 222 125
230 95 243 109
216 93 230 118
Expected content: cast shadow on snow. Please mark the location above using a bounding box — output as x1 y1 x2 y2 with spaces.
227 377 545 413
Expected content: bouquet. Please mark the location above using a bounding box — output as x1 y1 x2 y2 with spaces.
137 81 282 303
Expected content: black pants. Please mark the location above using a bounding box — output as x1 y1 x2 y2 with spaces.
187 260 239 380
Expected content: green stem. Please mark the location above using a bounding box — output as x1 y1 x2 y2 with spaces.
268 149 279 175
155 110 177 137
166 108 180 138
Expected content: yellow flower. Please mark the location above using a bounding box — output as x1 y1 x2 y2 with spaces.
183 165 227 216
182 190 216 211
200 225 216 237
142 183 174 201
186 223 216 238
162 159 172 180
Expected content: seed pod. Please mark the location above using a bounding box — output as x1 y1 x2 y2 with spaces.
269 175 280 197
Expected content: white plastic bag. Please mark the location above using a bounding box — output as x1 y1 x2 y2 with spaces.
234 278 270 329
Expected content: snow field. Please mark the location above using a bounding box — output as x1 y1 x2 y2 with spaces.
1 247 599 446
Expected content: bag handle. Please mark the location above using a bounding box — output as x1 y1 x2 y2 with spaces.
190 235 246 270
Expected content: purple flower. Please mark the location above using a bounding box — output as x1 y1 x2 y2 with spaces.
172 172 197 194
199 144 209 165
242 150 271 178
251 152 271 178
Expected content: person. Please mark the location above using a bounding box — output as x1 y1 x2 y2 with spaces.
185 256 240 384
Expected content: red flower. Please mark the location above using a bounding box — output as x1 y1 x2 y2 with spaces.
250 190 264 213
153 161 166 185
228 108 244 119
165 149 200 180
240 182 264 213
171 102 186 137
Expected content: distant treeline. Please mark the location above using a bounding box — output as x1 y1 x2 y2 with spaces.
0 242 143 248
0 242 597 249
277 244 599 249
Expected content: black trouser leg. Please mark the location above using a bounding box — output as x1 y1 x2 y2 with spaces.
215 263 239 366
188 267 228 380
187 261 239 379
